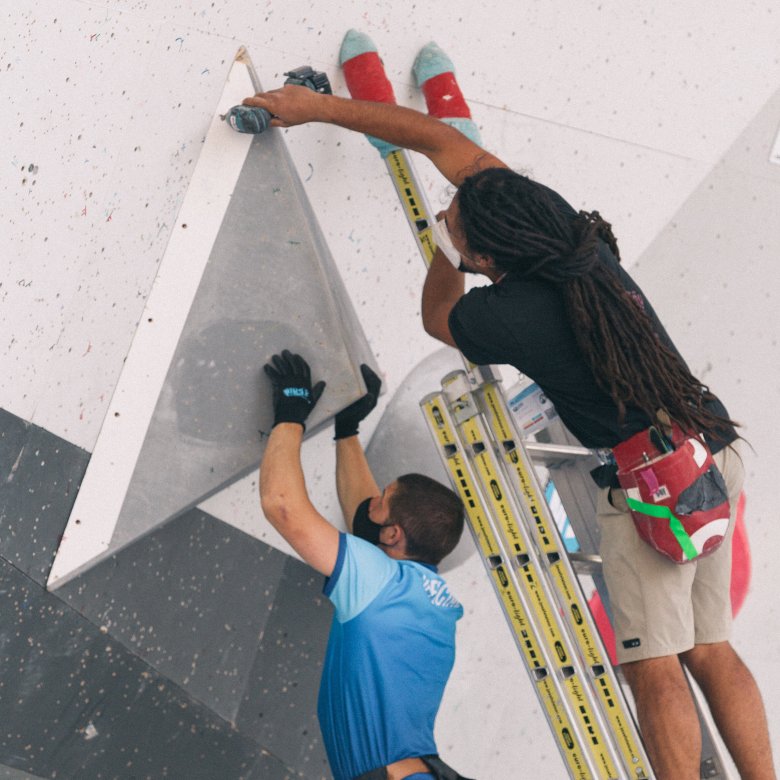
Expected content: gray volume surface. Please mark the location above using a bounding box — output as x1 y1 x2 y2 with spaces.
110 114 376 555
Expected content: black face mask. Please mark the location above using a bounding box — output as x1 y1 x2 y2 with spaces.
352 497 386 545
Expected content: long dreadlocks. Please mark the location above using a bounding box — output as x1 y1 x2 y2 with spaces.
456 167 736 441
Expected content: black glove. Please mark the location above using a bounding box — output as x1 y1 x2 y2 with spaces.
334 364 382 439
264 350 326 430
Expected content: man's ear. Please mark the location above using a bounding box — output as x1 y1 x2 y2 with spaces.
475 253 496 269
379 523 404 547
380 523 405 549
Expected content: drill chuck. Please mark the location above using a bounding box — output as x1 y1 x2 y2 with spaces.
223 105 273 134
223 64 332 135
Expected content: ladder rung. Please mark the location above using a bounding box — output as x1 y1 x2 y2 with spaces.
568 553 604 577
525 441 597 464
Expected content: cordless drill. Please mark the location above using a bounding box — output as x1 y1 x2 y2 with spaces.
222 66 332 134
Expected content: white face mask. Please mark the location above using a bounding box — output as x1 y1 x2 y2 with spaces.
430 218 463 270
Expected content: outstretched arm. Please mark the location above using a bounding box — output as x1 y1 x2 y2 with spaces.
335 437 380 531
422 249 463 347
260 422 339 576
259 351 338 576
331 364 384 527
242 86 507 186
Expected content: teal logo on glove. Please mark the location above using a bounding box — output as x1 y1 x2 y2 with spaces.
283 387 310 399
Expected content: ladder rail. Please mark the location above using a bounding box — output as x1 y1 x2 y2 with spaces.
438 377 628 779
422 393 602 779
469 369 654 777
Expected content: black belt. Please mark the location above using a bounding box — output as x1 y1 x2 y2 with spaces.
353 754 476 780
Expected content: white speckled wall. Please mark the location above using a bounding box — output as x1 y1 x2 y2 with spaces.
4 1 780 776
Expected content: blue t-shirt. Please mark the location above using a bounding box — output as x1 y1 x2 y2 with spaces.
317 533 463 780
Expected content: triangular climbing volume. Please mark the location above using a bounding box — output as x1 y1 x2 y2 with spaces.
48 49 375 589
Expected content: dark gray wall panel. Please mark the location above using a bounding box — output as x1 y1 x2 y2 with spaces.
58 509 337 779
0 555 297 780
244 752 300 780
58 509 289 726
236 557 333 780
0 409 89 586
0 765 45 779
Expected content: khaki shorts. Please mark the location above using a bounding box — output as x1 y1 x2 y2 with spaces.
596 441 745 664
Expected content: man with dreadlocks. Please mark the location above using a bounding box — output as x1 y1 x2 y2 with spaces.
243 85 776 779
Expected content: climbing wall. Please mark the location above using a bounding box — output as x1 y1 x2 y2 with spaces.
2 1 780 777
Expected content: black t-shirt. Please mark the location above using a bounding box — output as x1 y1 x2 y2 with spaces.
447 187 735 454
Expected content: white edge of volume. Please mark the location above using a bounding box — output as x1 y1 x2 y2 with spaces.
47 50 256 589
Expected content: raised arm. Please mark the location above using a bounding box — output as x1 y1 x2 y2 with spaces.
242 86 507 186
332 364 383 528
260 422 339 576
336 437 380 531
259 351 338 576
421 249 464 348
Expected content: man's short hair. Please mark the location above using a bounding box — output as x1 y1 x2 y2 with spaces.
390 474 465 565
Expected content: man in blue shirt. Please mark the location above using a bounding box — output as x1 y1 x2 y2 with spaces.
260 351 472 780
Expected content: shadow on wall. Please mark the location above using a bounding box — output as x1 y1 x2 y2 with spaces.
366 346 477 573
